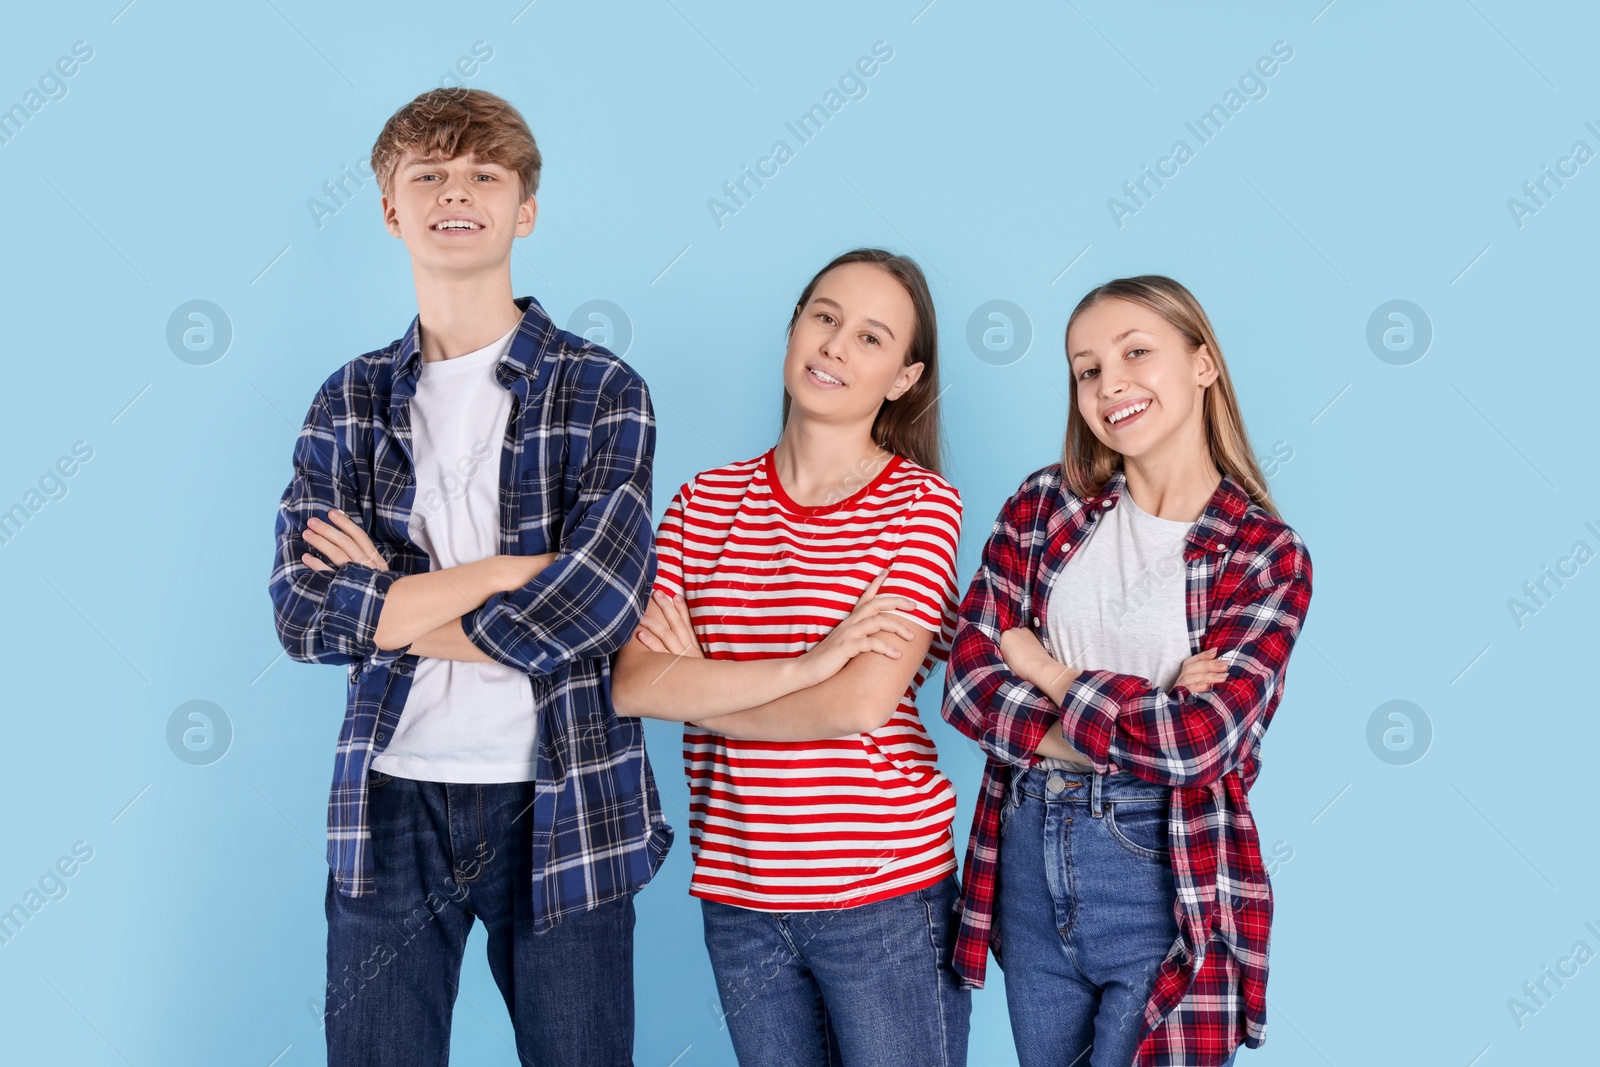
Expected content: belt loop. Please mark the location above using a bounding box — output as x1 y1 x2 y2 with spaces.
1090 771 1104 818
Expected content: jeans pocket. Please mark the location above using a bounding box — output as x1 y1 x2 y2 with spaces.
1104 800 1169 862
368 768 395 789
917 875 960 954
999 780 1022 837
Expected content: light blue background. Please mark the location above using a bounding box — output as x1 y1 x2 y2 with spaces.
2 1 1596 1064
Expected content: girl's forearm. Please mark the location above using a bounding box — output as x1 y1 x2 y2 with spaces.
1034 724 1091 761
1004 643 1081 710
1020 652 1094 762
694 647 922 741
611 645 812 721
692 684 865 741
1025 652 1081 708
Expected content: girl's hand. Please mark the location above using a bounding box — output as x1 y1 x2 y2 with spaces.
999 626 1051 688
795 569 919 689
302 509 389 573
1174 647 1229 693
634 591 703 658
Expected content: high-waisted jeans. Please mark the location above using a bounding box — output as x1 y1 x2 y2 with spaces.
997 765 1236 1067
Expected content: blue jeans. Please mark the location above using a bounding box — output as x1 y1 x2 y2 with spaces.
998 766 1237 1067
323 770 636 1066
700 874 971 1066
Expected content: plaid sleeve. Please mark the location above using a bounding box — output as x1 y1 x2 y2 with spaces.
939 487 1057 767
1057 527 1313 787
464 370 657 675
269 386 403 665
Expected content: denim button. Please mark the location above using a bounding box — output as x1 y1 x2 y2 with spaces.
1046 773 1066 795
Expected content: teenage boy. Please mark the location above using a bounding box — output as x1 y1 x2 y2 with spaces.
268 87 672 1067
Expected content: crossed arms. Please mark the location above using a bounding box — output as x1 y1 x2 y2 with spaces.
940 498 1312 786
268 373 657 675
610 570 934 741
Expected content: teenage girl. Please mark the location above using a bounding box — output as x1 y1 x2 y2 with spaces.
612 248 969 1066
940 275 1313 1067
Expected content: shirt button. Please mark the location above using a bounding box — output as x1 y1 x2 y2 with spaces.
1100 499 1113 508
1031 616 1040 628
1214 542 1225 552
1046 773 1067 795
376 732 386 741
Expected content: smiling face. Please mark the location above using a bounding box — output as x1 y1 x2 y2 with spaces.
380 149 536 274
782 261 924 429
1067 296 1218 464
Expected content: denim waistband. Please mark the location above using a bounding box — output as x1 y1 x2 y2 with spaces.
1011 764 1170 815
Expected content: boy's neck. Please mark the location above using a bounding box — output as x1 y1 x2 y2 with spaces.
413 270 525 363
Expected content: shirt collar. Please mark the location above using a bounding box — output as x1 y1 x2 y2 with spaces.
1080 467 1253 555
393 295 555 391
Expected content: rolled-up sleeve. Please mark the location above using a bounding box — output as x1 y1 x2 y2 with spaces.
1056 529 1313 787
462 371 656 676
269 387 404 665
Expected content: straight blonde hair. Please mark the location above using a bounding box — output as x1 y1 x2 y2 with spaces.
1061 275 1279 519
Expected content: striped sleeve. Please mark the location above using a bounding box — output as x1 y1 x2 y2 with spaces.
877 480 963 661
650 480 693 599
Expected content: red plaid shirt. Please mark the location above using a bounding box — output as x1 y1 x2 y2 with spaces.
940 464 1313 1066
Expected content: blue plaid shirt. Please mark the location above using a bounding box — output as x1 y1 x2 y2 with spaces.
268 295 673 929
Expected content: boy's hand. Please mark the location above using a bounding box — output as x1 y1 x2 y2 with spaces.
301 509 390 573
1174 647 1229 693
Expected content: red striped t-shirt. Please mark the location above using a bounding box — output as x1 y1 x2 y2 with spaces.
650 447 963 910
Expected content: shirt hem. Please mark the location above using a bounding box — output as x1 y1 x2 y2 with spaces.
368 756 538 783
688 857 956 912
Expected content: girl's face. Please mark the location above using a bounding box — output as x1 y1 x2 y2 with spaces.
784 261 923 427
1067 297 1217 462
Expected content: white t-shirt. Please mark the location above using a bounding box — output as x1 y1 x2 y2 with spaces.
370 322 539 783
1038 490 1193 771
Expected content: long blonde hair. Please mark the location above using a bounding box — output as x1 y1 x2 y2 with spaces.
1061 275 1279 519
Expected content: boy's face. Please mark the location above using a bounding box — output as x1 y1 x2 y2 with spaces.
381 149 536 273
